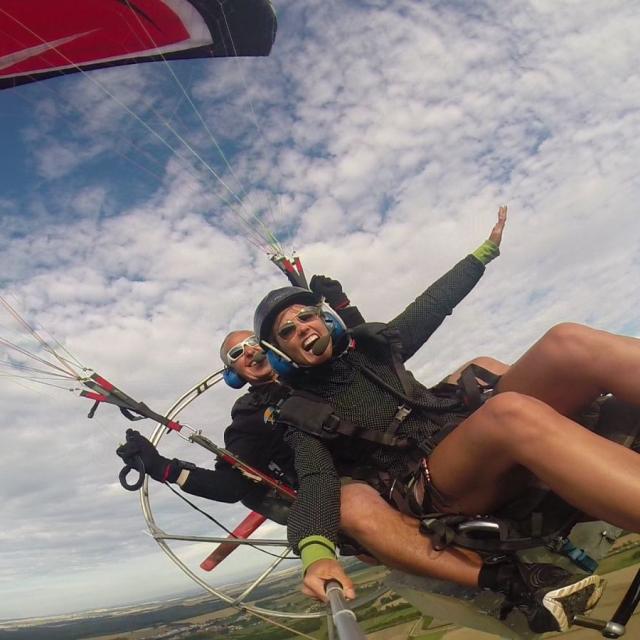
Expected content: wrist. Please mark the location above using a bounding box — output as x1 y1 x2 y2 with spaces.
163 458 196 483
331 297 350 310
472 239 500 265
299 535 337 573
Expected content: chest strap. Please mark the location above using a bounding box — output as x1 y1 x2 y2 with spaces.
272 391 413 449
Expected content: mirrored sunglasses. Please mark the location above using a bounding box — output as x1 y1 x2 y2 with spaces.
276 306 321 341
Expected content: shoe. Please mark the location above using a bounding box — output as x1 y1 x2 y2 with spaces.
506 562 604 633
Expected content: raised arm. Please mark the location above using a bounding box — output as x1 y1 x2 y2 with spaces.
389 206 507 360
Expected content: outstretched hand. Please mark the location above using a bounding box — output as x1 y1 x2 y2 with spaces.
302 558 356 602
488 205 508 247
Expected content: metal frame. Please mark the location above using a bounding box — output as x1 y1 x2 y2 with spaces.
137 370 326 630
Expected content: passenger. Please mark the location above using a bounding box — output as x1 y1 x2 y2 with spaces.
251 207 640 634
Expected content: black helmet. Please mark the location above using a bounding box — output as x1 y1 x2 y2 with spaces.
254 286 321 342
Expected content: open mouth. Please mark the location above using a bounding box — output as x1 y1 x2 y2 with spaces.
249 352 267 367
302 334 320 352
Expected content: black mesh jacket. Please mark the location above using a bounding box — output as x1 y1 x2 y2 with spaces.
180 382 294 511
179 305 366 520
282 255 487 551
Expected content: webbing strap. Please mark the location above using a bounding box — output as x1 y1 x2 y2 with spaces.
459 363 501 410
460 367 482 410
276 392 413 448
384 327 414 397
419 509 581 554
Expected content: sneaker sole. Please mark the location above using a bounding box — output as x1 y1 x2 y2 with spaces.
542 574 605 632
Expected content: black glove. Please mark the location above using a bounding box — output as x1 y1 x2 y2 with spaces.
116 429 179 483
309 275 350 309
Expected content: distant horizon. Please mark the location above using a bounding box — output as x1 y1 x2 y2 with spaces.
0 561 305 625
0 587 202 625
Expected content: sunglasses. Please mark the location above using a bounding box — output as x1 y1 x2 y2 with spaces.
276 306 321 341
226 335 260 364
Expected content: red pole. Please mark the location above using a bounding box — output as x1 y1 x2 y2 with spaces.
200 511 267 571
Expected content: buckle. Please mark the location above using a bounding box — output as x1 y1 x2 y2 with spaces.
322 414 340 433
393 404 412 422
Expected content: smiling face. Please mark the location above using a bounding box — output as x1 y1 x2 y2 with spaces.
273 304 333 366
222 330 275 385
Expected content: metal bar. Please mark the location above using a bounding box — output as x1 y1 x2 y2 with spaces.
152 533 290 546
611 567 640 627
572 615 625 637
327 613 336 640
157 370 225 421
231 547 292 604
140 482 322 622
325 581 367 640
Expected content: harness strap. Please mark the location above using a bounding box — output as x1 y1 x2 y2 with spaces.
274 392 413 448
460 367 482 410
458 363 501 410
383 327 414 397
360 468 419 516
419 510 581 554
353 463 589 558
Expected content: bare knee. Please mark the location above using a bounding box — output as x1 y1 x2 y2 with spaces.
538 323 594 368
473 392 557 453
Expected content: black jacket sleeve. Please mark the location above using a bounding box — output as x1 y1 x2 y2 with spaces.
284 428 342 552
180 463 254 503
388 254 485 361
179 412 275 503
337 305 365 328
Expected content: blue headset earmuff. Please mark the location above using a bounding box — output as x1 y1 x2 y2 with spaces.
223 367 247 389
266 348 296 377
320 304 347 342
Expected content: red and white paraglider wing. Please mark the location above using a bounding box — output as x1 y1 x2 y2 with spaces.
0 0 276 89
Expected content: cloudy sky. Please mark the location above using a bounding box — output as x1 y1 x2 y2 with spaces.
1 0 640 622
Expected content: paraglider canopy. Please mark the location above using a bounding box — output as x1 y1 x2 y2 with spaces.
0 0 276 89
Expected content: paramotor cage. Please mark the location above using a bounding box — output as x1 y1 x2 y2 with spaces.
138 369 329 634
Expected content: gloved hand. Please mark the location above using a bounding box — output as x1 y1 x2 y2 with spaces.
309 275 350 310
116 429 178 483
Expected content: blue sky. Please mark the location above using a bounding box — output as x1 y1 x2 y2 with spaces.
1 0 640 622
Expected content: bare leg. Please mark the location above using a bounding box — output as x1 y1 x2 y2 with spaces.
339 483 481 586
497 323 640 415
429 392 640 531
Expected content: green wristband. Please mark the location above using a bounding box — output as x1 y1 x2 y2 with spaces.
299 535 337 573
472 239 500 265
